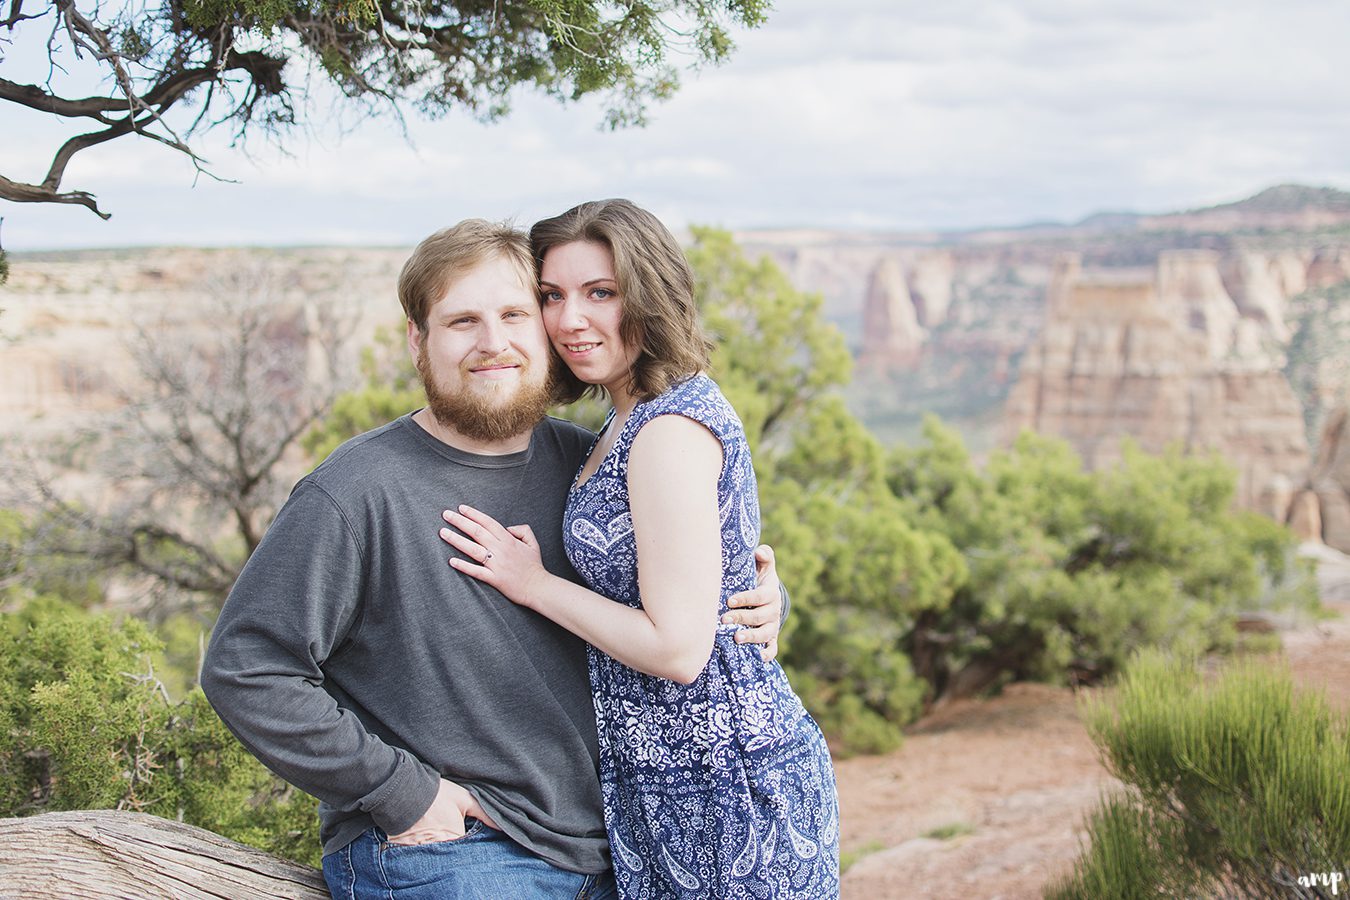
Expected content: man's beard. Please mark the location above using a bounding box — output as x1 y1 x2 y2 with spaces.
416 342 556 444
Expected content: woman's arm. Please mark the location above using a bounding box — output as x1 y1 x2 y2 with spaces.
442 414 725 684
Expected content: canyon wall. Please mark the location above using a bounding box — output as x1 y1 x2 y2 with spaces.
1002 252 1310 516
737 187 1350 541
7 187 1350 548
1 248 404 439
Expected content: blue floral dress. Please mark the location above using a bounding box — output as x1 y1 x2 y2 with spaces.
563 374 840 899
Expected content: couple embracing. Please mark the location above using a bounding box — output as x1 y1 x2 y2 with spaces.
203 199 840 899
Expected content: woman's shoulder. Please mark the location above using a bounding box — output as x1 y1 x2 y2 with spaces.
636 374 741 437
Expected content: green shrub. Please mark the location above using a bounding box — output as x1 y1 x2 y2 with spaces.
1050 651 1350 898
1049 795 1201 900
0 596 320 865
890 423 1318 702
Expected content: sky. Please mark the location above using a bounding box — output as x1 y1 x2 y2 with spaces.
3 0 1349 250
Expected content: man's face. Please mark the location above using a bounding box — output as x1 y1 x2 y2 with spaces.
407 254 556 444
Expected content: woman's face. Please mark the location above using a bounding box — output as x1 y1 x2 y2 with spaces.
539 240 640 397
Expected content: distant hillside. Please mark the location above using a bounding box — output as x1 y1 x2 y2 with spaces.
1072 183 1350 232
1186 184 1350 216
914 184 1350 246
1133 183 1350 235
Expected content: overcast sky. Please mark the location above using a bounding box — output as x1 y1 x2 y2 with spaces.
3 0 1348 250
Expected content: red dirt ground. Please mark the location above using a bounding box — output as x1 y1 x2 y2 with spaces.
834 546 1350 900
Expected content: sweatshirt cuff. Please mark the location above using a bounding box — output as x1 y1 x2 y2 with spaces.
363 750 442 835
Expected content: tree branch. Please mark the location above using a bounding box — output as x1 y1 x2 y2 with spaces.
4 0 766 217
1 0 42 28
0 172 109 217
42 120 135 188
0 75 122 118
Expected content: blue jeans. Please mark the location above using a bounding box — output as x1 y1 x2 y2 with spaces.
322 820 618 900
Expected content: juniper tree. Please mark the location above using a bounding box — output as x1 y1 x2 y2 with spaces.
0 0 768 219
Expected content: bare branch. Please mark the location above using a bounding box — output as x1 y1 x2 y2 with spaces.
6 260 360 613
0 75 122 118
0 171 109 217
42 120 134 187
2 0 44 28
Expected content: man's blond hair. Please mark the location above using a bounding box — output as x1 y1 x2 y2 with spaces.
398 219 534 332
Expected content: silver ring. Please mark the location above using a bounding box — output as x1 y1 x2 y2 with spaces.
485 551 493 560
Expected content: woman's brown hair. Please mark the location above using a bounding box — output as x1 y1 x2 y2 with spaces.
530 199 713 404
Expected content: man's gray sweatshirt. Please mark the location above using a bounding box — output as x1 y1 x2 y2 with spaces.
201 413 609 873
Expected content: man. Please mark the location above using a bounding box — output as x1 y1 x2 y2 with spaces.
201 219 785 899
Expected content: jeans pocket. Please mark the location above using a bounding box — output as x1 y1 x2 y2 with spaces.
376 818 496 891
380 816 490 853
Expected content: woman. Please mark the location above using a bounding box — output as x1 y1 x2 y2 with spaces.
440 199 839 899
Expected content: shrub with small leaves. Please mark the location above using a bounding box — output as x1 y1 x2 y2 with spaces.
0 596 320 865
1050 651 1350 898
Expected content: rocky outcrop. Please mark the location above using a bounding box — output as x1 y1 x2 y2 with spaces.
1307 248 1350 288
860 256 925 370
1158 250 1244 362
908 252 955 328
1005 253 1310 513
856 251 958 370
1298 403 1350 553
0 248 402 437
1219 251 1307 342
736 189 1350 527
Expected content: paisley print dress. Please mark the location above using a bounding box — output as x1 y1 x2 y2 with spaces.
563 374 840 899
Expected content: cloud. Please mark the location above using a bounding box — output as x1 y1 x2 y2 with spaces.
4 0 1349 247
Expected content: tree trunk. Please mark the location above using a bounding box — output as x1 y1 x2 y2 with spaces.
0 810 328 899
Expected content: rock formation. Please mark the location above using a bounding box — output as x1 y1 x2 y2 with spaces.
1294 402 1350 553
860 255 925 370
1158 250 1244 362
908 251 956 328
1307 247 1350 288
0 248 402 439
738 188 1350 525
855 251 959 370
1220 251 1306 343
1004 253 1310 514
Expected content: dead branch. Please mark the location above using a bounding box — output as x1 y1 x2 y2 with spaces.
0 810 328 899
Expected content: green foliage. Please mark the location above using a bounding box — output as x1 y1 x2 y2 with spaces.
687 230 960 753
6 0 769 217
923 822 974 840
1048 794 1200 900
687 226 853 452
0 508 22 584
0 596 319 865
1051 652 1350 898
889 422 1316 701
150 611 215 702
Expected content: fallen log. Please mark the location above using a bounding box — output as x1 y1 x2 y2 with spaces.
0 810 328 899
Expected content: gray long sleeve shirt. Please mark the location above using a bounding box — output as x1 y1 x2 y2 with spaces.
201 413 609 873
